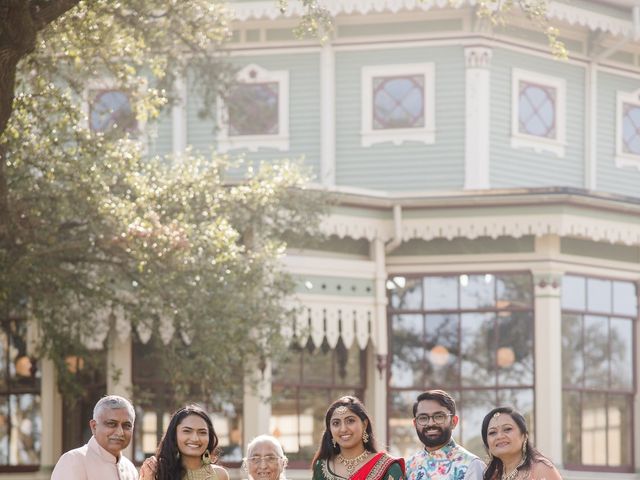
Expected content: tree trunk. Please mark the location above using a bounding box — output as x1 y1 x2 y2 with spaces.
0 0 80 244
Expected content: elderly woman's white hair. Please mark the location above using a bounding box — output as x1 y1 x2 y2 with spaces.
243 434 288 480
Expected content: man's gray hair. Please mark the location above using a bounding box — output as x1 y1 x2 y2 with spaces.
93 395 135 422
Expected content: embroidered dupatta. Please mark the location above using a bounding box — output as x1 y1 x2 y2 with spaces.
352 452 405 480
314 452 405 480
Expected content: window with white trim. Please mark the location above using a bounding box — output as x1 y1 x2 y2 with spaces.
511 69 566 157
217 64 289 152
89 89 137 135
361 63 435 147
615 89 640 169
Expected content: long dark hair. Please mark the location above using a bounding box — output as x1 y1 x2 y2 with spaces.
481 406 543 480
310 395 378 468
155 404 219 480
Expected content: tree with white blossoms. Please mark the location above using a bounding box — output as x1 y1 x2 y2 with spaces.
0 1 322 401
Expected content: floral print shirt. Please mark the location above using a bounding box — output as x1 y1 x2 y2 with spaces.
406 440 484 480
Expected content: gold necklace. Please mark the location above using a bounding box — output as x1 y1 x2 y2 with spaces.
337 450 369 476
501 458 526 480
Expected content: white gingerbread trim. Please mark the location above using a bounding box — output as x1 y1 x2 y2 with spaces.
511 68 566 158
290 293 376 350
216 64 290 152
615 88 640 170
320 209 640 247
229 1 639 40
361 63 435 147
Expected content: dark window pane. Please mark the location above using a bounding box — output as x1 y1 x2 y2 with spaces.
272 350 301 385
389 277 422 310
372 75 424 130
460 313 494 386
425 314 459 386
0 332 7 390
390 314 424 388
334 342 365 386
587 278 612 313
424 276 458 310
0 398 8 463
458 390 495 457
228 82 279 136
583 315 609 389
609 318 633 390
518 81 556 138
460 274 495 309
612 281 637 316
497 311 534 386
497 274 533 308
562 275 586 310
271 387 306 459
10 394 41 465
563 390 582 465
561 313 584 387
388 390 421 458
301 349 333 385
288 387 328 461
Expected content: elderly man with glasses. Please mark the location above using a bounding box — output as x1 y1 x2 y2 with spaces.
406 390 484 480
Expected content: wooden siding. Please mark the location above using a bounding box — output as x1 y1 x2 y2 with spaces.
147 109 173 158
490 48 586 188
187 53 322 178
596 70 640 198
334 45 465 192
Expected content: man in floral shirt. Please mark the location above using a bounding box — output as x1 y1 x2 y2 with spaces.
406 390 484 480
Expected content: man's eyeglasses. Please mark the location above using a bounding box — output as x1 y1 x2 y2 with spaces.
415 412 453 426
247 455 281 466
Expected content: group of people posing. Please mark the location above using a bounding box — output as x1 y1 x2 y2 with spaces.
51 390 563 480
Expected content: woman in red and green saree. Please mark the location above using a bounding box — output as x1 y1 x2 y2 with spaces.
311 396 405 480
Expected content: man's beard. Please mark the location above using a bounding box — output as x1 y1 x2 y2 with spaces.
416 425 452 449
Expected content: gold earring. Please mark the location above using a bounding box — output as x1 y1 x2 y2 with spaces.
202 450 211 466
362 431 369 443
522 438 527 457
332 438 337 448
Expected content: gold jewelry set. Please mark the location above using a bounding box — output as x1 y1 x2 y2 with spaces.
337 449 370 475
331 403 371 475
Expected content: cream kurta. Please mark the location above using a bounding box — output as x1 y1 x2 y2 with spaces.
51 436 138 480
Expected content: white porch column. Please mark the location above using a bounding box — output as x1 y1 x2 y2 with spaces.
320 43 335 186
40 358 63 470
532 269 563 466
366 238 388 444
464 46 492 189
107 332 133 459
172 73 188 156
243 362 272 449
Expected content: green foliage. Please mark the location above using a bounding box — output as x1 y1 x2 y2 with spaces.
0 1 324 402
476 0 568 58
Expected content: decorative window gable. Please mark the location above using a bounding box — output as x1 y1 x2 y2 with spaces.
616 88 640 170
511 68 566 157
217 63 289 153
361 63 435 147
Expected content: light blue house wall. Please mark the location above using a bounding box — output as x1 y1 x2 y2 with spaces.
184 52 322 177
596 70 640 195
490 48 586 188
334 46 465 191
